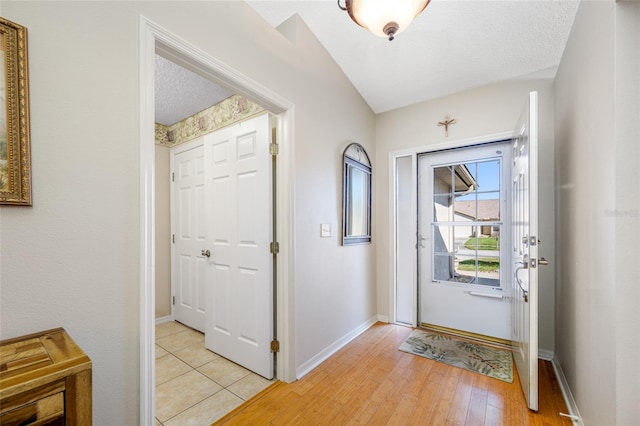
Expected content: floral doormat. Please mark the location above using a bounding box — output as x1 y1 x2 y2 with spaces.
398 330 513 383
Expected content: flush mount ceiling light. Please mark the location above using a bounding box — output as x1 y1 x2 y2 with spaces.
338 0 431 41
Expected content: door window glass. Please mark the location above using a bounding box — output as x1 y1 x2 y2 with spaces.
431 159 501 287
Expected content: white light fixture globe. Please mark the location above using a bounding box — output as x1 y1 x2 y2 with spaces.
339 0 431 41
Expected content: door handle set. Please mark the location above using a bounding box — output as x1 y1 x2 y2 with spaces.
529 257 550 268
514 254 550 303
518 256 550 269
514 259 529 303
201 249 211 258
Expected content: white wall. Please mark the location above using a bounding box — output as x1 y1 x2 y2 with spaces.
613 4 640 423
375 79 556 353
554 2 640 424
155 146 171 318
0 2 375 424
272 15 377 370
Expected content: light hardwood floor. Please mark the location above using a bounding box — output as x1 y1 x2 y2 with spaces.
216 323 572 425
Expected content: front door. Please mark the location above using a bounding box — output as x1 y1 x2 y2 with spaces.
511 91 539 411
418 143 512 339
171 139 206 332
204 113 274 379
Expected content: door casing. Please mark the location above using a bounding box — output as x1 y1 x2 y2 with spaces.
139 16 296 426
388 132 515 326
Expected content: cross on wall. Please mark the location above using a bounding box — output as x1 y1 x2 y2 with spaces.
437 115 457 137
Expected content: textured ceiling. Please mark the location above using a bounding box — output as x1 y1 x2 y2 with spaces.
155 55 233 126
155 1 580 121
247 0 580 113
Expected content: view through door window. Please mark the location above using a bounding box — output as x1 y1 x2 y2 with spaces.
432 159 501 287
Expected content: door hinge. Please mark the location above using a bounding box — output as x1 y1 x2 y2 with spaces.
172 234 175 244
172 296 175 305
270 241 280 255
270 339 280 353
172 172 175 182
269 142 279 156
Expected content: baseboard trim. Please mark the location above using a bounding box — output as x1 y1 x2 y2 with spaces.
538 349 554 361
296 316 378 379
376 314 390 323
155 315 174 325
552 355 584 425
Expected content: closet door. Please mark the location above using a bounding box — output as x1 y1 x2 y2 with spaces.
171 138 206 332
204 114 274 379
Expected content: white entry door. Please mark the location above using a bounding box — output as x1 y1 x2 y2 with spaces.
418 142 512 340
511 91 539 411
171 139 206 332
204 113 274 379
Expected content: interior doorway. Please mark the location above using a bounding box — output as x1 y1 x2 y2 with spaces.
139 16 296 425
156 68 277 419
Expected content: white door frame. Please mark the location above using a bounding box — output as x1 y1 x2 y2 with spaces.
139 16 296 425
387 131 514 325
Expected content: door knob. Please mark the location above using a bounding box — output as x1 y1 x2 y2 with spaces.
538 257 549 266
201 249 211 258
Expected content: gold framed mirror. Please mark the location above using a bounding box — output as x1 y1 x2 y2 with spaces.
1 17 31 206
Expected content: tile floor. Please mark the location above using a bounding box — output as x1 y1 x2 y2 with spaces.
155 321 274 426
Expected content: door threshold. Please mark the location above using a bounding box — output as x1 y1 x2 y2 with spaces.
419 323 512 350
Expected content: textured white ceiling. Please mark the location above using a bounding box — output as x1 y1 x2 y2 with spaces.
247 0 580 113
155 55 233 126
155 1 580 120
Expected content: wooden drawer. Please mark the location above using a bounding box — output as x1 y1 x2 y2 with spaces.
0 391 64 425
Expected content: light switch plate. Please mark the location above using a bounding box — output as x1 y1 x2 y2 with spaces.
321 223 332 238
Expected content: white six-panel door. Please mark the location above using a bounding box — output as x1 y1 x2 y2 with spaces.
171 139 207 332
511 91 539 411
204 114 274 379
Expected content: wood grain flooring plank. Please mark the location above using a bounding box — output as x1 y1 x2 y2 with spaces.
484 403 505 426
215 323 572 426
387 393 419 424
425 365 461 425
465 376 489 426
447 369 475 424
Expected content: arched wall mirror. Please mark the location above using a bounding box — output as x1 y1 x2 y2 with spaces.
342 143 372 245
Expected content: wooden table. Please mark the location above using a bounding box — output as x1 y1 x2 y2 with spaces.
0 328 92 425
